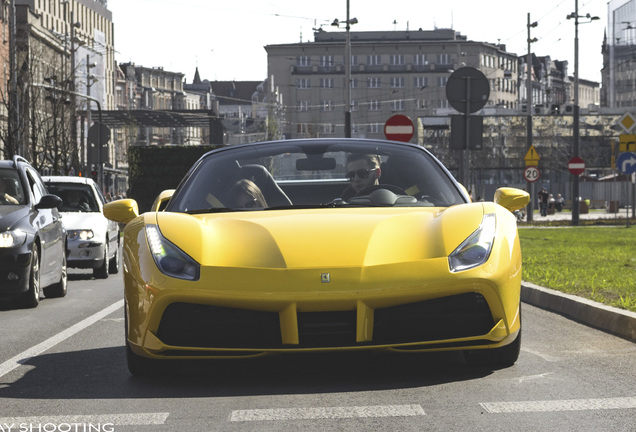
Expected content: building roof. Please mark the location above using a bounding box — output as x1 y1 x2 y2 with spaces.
210 81 261 106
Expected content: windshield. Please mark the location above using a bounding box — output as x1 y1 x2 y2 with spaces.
168 140 466 213
0 168 26 205
45 183 101 212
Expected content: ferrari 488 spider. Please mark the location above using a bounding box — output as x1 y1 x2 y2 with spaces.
104 139 529 376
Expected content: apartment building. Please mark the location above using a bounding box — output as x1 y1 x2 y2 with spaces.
265 28 519 140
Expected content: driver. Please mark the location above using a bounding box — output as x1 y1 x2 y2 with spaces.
341 153 381 200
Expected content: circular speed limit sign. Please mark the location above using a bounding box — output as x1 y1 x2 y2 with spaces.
524 166 540 182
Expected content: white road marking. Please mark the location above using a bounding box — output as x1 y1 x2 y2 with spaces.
0 412 169 425
230 405 425 422
481 397 636 413
0 300 124 379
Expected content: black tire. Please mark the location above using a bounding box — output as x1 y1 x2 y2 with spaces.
93 241 109 279
109 239 120 275
43 249 68 298
125 305 180 376
17 246 40 308
465 327 521 368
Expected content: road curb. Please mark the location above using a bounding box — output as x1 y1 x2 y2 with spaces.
521 282 636 343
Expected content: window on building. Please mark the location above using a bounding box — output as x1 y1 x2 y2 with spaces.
296 78 311 89
367 77 381 88
297 123 310 134
368 123 382 133
297 100 309 112
390 54 405 65
414 54 428 65
320 78 335 88
367 55 381 66
437 54 451 64
321 124 335 134
414 77 428 88
320 100 334 111
437 76 448 87
368 100 381 110
390 77 405 88
320 55 335 67
297 56 310 66
390 100 405 111
415 99 427 110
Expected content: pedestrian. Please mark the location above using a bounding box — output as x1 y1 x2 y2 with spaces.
538 187 549 217
555 194 565 212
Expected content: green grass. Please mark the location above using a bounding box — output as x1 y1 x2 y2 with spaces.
519 226 636 312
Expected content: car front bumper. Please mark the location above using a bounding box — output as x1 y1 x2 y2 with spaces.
0 248 32 298
66 240 105 268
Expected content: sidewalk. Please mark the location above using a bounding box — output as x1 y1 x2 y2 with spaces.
523 209 630 223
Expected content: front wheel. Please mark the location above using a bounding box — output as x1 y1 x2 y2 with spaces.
43 250 68 298
109 239 120 275
16 246 40 308
93 241 109 279
465 328 521 368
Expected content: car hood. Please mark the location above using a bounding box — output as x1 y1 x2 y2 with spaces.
60 212 108 233
153 204 490 269
0 205 30 231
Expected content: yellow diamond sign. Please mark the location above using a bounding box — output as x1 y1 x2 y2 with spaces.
524 145 540 166
619 112 636 133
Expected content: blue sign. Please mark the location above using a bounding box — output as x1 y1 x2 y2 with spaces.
617 152 636 175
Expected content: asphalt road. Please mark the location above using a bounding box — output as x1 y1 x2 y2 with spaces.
0 268 635 432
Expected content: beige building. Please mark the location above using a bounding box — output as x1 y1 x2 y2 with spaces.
265 29 519 140
2 0 115 173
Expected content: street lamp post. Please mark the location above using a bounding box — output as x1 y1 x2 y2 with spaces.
332 0 357 138
567 1 599 226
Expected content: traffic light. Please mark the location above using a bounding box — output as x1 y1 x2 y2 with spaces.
91 166 98 181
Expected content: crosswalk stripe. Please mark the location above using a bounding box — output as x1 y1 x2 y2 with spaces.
0 413 169 425
481 397 636 413
230 404 425 421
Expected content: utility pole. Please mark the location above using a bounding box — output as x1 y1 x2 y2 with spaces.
526 14 538 222
8 0 20 157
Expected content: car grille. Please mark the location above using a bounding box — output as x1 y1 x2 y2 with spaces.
156 293 494 351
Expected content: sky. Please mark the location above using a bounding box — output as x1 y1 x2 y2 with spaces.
107 0 607 84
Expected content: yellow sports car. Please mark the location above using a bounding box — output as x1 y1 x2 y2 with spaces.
104 139 529 376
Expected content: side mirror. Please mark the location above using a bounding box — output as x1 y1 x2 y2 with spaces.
150 189 175 212
494 187 530 212
36 194 63 209
103 199 139 224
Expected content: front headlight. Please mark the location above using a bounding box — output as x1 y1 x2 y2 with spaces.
448 213 496 272
145 224 200 281
67 229 94 241
0 230 27 248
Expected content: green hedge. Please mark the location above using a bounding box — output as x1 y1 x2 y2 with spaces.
128 145 219 213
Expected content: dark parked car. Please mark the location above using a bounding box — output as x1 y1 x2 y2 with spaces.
0 156 67 308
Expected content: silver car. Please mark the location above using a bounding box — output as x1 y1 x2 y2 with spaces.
43 176 119 278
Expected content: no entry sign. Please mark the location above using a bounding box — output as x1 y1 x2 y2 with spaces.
384 114 414 142
568 156 585 175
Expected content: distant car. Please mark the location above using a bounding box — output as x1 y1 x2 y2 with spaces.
0 156 67 308
104 138 530 376
43 176 119 279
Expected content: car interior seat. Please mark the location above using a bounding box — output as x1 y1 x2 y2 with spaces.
236 164 292 207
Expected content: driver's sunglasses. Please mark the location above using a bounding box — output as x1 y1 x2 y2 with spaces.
346 168 377 181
